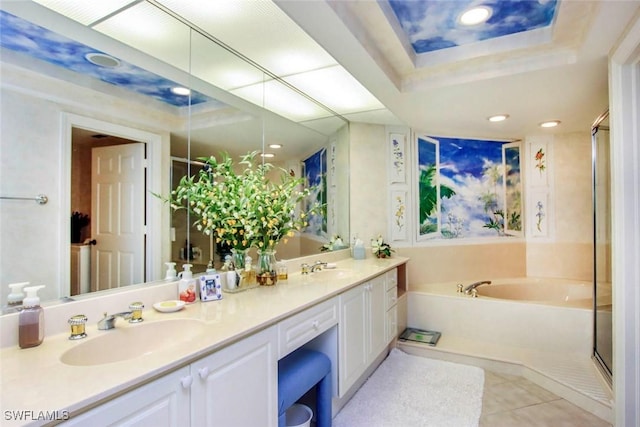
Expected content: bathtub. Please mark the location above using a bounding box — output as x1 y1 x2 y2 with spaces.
407 277 593 355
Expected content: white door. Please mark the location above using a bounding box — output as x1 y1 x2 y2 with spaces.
91 143 145 291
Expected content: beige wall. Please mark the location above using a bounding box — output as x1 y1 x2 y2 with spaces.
526 132 594 281
349 122 388 244
348 124 594 286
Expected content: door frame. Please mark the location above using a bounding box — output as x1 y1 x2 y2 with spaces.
61 113 163 297
609 11 640 426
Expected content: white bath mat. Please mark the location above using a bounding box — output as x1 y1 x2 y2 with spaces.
333 348 484 427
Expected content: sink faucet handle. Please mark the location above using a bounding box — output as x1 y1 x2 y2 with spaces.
301 263 310 275
128 302 144 323
68 314 88 340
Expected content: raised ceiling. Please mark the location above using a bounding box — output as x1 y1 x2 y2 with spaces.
2 1 639 143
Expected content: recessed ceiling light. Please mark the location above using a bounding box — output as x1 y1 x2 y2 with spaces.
459 6 492 26
268 144 283 149
261 153 275 158
171 87 191 96
539 120 561 128
84 52 120 68
488 114 509 122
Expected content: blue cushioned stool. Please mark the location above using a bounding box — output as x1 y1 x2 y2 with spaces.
278 348 332 427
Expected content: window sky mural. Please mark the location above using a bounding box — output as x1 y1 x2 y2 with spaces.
388 0 558 54
303 148 327 236
418 136 522 239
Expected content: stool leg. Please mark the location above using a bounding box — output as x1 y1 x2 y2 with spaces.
316 372 332 427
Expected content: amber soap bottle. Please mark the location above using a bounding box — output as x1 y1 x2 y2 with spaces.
19 285 45 349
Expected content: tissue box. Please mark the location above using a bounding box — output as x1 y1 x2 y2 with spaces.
199 274 223 302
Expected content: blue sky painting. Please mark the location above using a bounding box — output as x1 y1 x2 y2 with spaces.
388 0 558 54
303 148 327 236
0 11 216 107
419 136 514 238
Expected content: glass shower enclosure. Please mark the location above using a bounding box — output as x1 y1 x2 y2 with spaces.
592 110 612 383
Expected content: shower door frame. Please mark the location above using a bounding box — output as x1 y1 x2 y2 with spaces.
591 109 612 385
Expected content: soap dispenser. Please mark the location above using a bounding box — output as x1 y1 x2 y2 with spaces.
178 264 198 304
19 285 45 349
7 282 29 306
164 262 177 280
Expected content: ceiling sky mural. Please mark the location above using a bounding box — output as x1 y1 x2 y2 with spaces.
0 10 217 108
388 0 558 54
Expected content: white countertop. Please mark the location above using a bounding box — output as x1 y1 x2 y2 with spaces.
0 256 407 426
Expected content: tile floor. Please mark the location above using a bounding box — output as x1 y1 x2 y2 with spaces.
481 370 611 426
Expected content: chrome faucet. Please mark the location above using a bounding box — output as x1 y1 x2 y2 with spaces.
310 261 328 272
97 302 144 330
463 280 491 295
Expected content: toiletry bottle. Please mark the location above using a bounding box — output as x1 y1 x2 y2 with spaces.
19 285 45 349
165 262 177 280
178 264 198 304
7 282 29 306
353 239 366 260
243 255 256 286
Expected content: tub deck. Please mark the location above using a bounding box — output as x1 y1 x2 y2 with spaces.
405 278 612 423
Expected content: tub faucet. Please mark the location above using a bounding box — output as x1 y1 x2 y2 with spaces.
463 280 492 295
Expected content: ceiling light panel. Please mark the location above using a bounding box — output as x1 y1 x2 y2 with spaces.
32 0 139 25
93 2 191 72
156 0 337 76
189 31 266 91
283 66 384 115
231 79 332 123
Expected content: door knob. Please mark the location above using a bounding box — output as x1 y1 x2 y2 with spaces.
87 239 97 245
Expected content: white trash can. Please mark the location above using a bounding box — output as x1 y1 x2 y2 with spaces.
285 404 313 427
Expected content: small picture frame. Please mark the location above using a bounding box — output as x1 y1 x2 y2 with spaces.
199 274 223 302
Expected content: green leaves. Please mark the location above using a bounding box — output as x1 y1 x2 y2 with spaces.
164 151 323 251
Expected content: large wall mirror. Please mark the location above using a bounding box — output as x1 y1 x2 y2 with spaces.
0 1 350 309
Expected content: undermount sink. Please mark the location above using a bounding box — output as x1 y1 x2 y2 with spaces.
61 318 207 366
309 269 355 281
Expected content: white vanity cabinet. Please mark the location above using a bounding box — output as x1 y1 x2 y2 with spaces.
63 326 278 427
190 325 278 427
61 366 191 427
338 273 387 395
385 268 399 343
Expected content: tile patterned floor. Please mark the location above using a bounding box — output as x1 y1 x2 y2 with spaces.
481 370 612 427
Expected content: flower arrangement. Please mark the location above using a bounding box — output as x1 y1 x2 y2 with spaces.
320 235 346 252
168 151 322 253
371 234 394 258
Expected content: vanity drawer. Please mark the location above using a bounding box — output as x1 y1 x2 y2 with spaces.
385 269 398 291
278 297 338 358
385 286 398 311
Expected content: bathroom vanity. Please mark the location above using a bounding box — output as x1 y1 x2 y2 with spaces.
0 256 407 427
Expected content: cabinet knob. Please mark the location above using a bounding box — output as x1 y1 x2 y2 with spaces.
181 375 193 389
198 367 209 379
312 320 320 330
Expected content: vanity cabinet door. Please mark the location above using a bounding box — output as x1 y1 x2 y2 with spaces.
339 282 368 395
368 274 387 358
190 325 278 427
338 274 387 396
61 367 190 427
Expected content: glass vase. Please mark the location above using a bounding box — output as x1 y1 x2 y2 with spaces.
256 249 277 286
231 248 246 270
